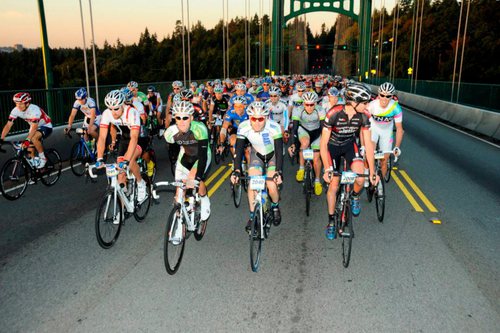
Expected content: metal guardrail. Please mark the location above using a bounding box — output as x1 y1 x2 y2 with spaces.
366 78 500 113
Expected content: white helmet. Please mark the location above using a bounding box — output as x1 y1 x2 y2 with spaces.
302 91 318 104
173 93 182 103
235 83 246 92
269 86 281 96
105 90 125 108
378 82 396 95
171 101 194 115
296 82 307 91
127 81 138 89
247 101 269 116
172 80 183 88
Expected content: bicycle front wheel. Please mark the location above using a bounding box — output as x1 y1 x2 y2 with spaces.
70 142 88 176
304 165 312 216
384 156 393 183
164 206 186 275
375 171 386 222
95 189 123 249
232 182 242 208
0 158 29 200
341 202 353 268
250 203 263 272
40 149 62 186
133 176 152 222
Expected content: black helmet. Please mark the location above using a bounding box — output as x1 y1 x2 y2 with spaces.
147 85 156 92
345 83 372 103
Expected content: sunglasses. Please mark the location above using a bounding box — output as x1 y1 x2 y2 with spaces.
304 103 315 107
379 94 393 98
297 90 305 92
270 95 279 98
110 107 121 112
173 88 180 90
250 116 265 122
175 116 190 121
262 83 269 86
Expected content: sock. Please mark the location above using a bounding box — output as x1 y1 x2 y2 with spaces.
249 211 255 219
315 178 320 183
271 201 279 208
38 152 45 159
299 166 304 170
352 191 360 198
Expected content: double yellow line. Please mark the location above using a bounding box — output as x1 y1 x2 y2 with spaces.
392 168 438 213
205 164 233 197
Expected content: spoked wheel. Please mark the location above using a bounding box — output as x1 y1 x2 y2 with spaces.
70 142 89 176
134 175 152 222
375 170 385 222
164 206 186 275
0 158 29 201
214 148 221 165
384 156 393 183
366 184 375 203
341 203 353 268
40 149 62 186
232 181 242 208
194 208 207 241
95 189 123 249
249 203 263 272
304 166 312 216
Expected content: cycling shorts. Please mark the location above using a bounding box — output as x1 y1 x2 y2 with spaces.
298 126 321 150
327 141 363 173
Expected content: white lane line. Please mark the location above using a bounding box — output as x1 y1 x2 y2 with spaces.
406 108 500 149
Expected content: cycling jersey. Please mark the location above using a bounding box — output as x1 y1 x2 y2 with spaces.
292 105 325 132
224 109 248 131
256 90 270 102
323 106 370 146
9 104 53 128
265 99 289 130
192 103 207 124
72 97 100 117
367 99 403 126
288 93 304 108
229 93 254 106
147 92 162 110
212 95 230 116
99 106 141 134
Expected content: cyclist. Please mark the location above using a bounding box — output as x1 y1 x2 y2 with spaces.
164 101 211 228
165 80 184 128
230 83 254 106
366 82 404 178
179 89 206 125
65 87 100 142
223 78 234 96
190 82 203 105
320 83 378 239
256 78 271 102
96 90 148 202
321 87 344 111
208 85 230 127
146 86 162 123
202 81 214 113
288 82 306 118
265 86 289 144
1 92 53 169
218 95 249 157
288 91 325 196
314 81 325 97
230 101 284 232
248 79 260 97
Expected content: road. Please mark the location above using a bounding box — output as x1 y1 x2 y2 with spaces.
0 109 499 332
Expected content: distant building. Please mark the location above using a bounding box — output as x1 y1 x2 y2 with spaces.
0 44 24 53
14 44 23 51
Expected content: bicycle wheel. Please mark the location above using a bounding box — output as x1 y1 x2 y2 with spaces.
69 142 88 176
366 184 375 203
133 176 152 222
375 170 386 222
0 158 29 200
341 202 353 268
164 206 186 275
40 149 62 186
232 182 242 208
304 165 312 216
95 189 123 249
249 203 263 272
384 156 393 183
194 204 207 241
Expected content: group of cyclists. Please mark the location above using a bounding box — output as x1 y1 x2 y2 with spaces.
0 73 404 241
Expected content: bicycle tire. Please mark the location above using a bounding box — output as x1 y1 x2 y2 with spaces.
69 142 88 176
40 149 62 186
95 189 123 249
164 206 186 275
341 201 353 268
194 203 207 241
133 175 152 222
375 170 386 222
232 182 242 208
384 156 393 183
304 164 312 216
366 184 375 203
0 158 29 200
250 203 263 272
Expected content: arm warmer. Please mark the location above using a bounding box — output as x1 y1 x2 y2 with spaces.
233 137 246 171
274 137 284 173
195 138 209 179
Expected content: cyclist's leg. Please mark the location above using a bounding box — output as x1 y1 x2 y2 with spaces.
298 127 310 168
247 150 264 212
326 144 342 215
377 127 393 178
229 133 237 156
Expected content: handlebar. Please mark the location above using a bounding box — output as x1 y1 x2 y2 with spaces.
152 179 200 200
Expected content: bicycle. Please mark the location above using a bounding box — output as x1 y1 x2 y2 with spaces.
297 148 318 217
241 175 277 272
88 162 152 249
152 180 208 275
0 141 62 200
366 150 399 222
231 156 248 208
328 160 368 268
210 114 224 164
66 128 98 176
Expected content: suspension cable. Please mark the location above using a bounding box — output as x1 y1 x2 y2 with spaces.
78 0 90 95
389 2 396 81
456 0 471 103
226 0 230 78
180 0 186 86
392 1 400 82
186 0 191 84
88 0 99 104
451 0 464 101
222 0 226 79
414 0 425 92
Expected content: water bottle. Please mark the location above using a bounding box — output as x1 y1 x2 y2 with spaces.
86 140 92 151
261 189 268 208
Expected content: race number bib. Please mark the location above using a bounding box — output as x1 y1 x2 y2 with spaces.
249 176 266 190
303 149 314 160
340 171 357 184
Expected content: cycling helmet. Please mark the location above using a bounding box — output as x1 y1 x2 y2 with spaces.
13 92 31 103
247 101 269 116
224 78 232 85
147 85 156 93
315 81 323 88
199 84 205 90
302 91 318 104
378 82 396 95
232 95 248 105
296 82 306 91
127 81 138 89
179 89 193 100
190 81 198 88
75 87 87 99
206 81 214 87
214 79 222 86
289 79 295 87
252 78 260 86
345 83 372 103
214 85 224 94
235 83 246 91
279 80 287 87
104 90 125 108
172 80 183 88
269 86 281 96
171 101 194 115
328 87 340 97
120 87 134 103
173 93 182 103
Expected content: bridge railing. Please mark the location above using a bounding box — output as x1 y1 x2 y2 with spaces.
366 78 500 113
0 81 183 135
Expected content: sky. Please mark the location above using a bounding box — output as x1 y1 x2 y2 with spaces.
0 0 396 48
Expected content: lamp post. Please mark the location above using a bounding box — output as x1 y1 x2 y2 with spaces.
36 0 54 116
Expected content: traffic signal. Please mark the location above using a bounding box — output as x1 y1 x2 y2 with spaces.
295 45 301 50
341 45 348 50
315 44 320 50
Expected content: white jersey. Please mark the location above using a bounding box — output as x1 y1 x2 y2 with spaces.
72 97 99 117
236 119 283 155
367 99 403 130
288 93 304 109
291 105 325 132
8 104 52 128
132 100 145 117
265 99 289 130
99 106 141 132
